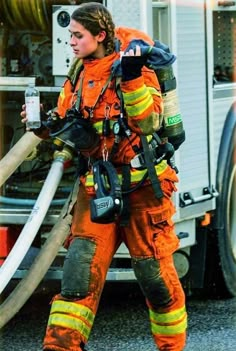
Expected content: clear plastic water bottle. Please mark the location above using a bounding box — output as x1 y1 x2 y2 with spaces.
25 82 41 129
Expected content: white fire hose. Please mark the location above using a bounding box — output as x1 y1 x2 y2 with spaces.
0 132 42 187
0 176 80 329
0 147 72 294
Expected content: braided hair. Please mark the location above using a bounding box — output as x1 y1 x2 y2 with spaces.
71 2 115 55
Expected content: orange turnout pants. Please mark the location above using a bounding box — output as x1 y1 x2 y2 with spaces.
43 167 187 351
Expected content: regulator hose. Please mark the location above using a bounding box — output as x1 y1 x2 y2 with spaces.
0 178 79 329
0 132 41 187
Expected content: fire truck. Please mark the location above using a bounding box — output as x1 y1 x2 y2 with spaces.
0 0 235 306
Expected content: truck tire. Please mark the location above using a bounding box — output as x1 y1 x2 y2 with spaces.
214 103 236 297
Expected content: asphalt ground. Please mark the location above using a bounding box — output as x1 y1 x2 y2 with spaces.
1 281 236 351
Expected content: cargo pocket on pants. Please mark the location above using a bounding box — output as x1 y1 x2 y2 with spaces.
148 202 179 259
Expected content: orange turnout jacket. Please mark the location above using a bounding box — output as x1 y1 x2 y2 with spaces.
55 27 168 190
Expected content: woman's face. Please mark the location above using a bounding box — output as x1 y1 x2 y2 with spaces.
69 19 106 59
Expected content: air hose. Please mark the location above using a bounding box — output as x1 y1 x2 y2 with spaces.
0 147 72 294
0 177 79 329
0 132 41 188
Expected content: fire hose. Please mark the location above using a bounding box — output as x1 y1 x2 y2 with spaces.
0 131 41 188
0 110 102 326
0 176 79 329
0 137 76 328
0 146 72 295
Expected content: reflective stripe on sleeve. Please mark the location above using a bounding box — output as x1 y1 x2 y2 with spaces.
122 85 149 104
148 86 162 98
124 91 153 117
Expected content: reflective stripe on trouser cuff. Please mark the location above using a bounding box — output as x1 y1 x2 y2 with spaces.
48 300 95 341
85 160 168 187
149 306 187 335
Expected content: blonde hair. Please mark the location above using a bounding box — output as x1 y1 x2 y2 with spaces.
71 2 115 55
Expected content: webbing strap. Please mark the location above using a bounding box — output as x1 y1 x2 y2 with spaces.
120 164 131 226
61 176 80 219
140 135 163 199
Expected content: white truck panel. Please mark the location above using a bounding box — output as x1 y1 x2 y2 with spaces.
174 2 210 196
105 0 153 37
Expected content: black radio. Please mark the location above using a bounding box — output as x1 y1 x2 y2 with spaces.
90 160 123 224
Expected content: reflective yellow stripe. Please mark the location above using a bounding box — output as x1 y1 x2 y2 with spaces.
48 313 91 340
151 313 187 336
148 86 162 97
85 160 168 187
149 306 186 324
59 88 65 104
93 120 116 134
50 300 95 325
125 93 153 117
123 85 149 104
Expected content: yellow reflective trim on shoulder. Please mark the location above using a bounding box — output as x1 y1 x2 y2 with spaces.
85 161 168 187
48 313 91 341
125 94 153 117
151 313 188 336
50 300 95 325
59 88 65 100
149 306 186 324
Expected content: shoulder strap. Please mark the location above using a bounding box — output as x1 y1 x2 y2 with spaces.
67 58 84 91
140 135 163 199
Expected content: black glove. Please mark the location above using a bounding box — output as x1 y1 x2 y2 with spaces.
121 56 147 81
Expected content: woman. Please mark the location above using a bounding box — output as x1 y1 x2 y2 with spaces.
21 2 187 351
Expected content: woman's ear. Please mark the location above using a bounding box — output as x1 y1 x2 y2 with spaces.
97 30 106 43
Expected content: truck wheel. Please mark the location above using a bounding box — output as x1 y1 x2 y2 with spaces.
215 104 236 297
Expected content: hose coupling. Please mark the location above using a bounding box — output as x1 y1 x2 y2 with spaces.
53 146 73 165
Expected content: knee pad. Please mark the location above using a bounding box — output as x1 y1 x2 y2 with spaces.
132 257 172 308
61 237 96 299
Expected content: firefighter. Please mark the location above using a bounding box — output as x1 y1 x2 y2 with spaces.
21 2 187 350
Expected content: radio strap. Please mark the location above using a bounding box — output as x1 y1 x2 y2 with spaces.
120 164 131 226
